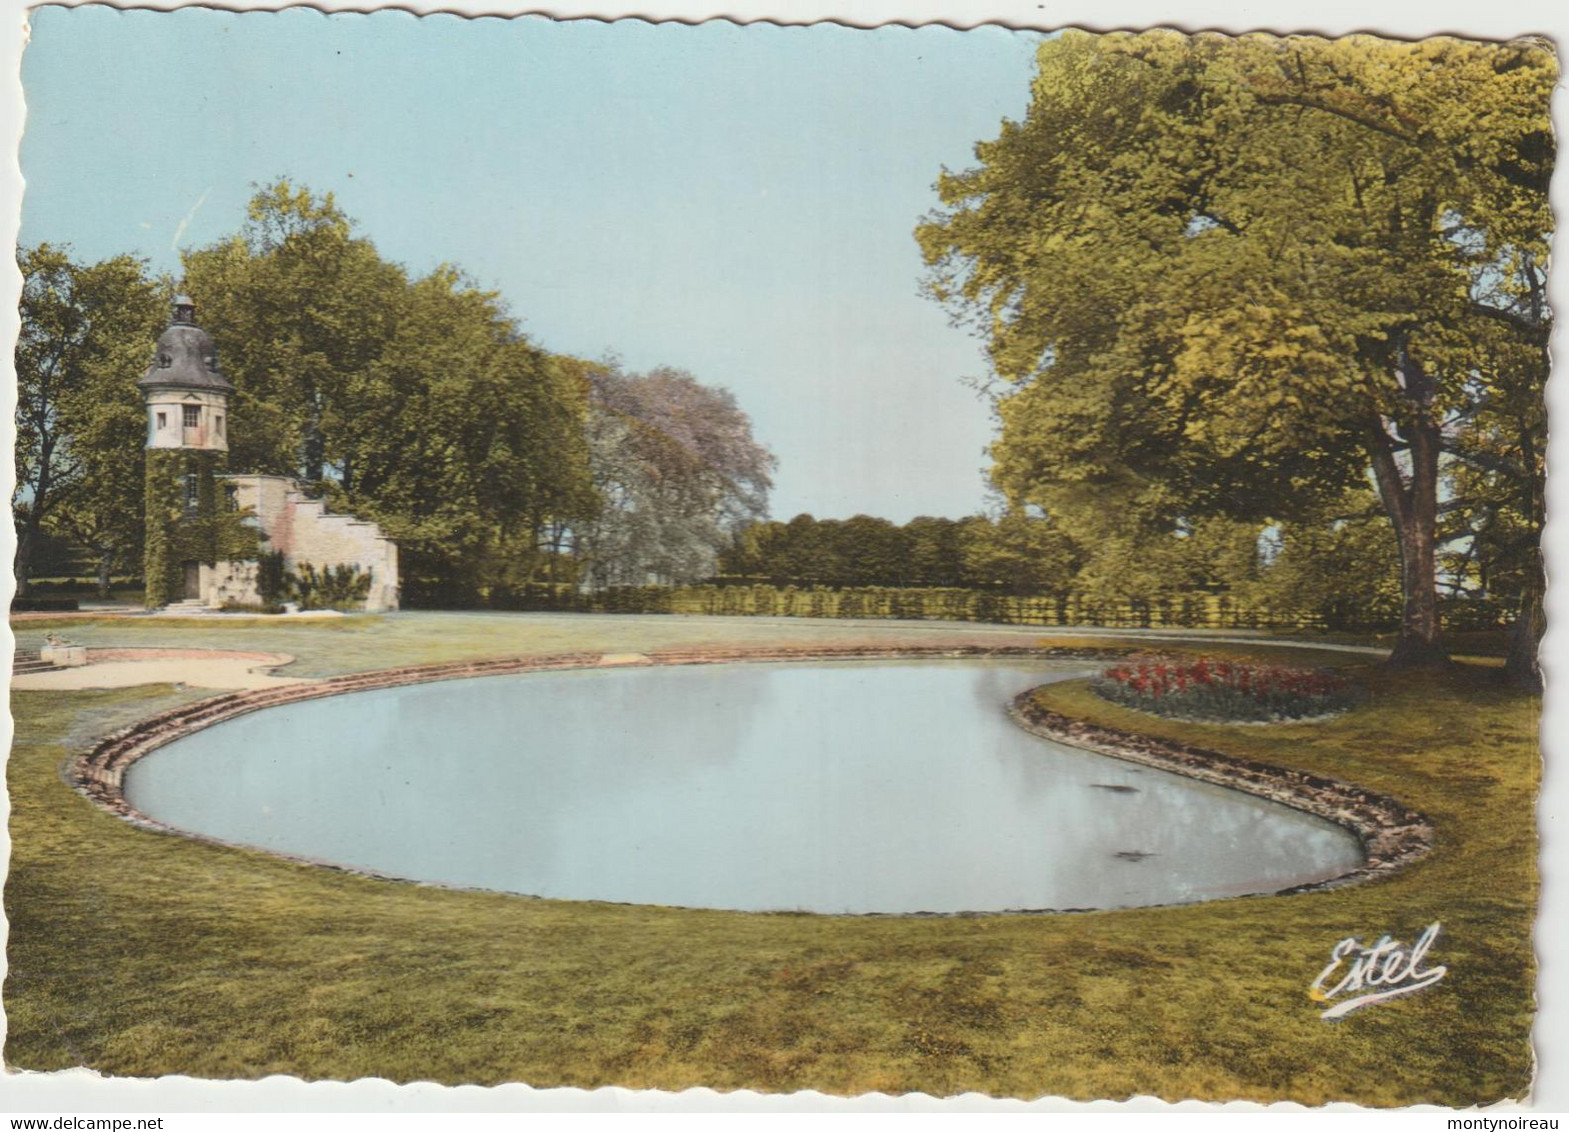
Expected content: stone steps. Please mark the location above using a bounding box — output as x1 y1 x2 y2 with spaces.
12 650 53 675
284 490 391 542
158 599 213 615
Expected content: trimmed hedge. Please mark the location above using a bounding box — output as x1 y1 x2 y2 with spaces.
443 581 1511 633
11 597 80 612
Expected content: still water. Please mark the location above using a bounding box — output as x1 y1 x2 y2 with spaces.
124 660 1364 914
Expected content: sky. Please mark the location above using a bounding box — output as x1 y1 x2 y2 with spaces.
18 7 1044 523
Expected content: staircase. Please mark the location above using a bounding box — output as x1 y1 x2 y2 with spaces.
283 490 385 541
159 599 213 616
13 650 54 675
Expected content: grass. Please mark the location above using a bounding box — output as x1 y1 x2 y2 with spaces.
6 609 1378 677
4 613 1539 1104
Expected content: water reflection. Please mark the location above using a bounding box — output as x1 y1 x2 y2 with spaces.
125 660 1365 914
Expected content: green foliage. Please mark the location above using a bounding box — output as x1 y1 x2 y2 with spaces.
918 31 1554 666
285 563 374 611
479 579 1456 631
142 451 262 608
20 184 768 608
1240 492 1403 632
14 245 166 596
719 511 1079 593
218 600 285 615
255 550 289 605
182 181 600 599
957 511 1082 595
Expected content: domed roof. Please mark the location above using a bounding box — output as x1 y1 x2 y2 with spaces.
138 296 235 394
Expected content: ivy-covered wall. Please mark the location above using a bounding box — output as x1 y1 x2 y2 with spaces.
143 450 262 608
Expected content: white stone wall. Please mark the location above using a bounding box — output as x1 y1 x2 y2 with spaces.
216 474 400 611
201 560 262 608
145 388 230 452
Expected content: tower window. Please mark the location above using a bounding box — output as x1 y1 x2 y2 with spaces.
215 415 225 438
183 473 200 513
156 412 167 429
183 404 201 429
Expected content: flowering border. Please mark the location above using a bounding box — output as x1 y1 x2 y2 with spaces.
1091 657 1359 723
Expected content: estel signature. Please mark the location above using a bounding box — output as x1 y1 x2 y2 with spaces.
1309 921 1447 1020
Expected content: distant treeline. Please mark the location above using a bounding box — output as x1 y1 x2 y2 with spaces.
717 512 1076 593
398 504 1459 634
404 504 1433 634
703 508 1415 633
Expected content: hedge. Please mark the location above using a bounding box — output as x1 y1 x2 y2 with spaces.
439 582 1512 633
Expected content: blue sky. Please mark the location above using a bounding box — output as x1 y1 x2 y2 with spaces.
19 7 1043 522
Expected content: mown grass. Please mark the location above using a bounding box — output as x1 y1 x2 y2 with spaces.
4 614 1538 1103
9 609 1141 677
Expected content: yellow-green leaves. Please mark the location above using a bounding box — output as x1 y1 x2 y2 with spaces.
917 27 1552 567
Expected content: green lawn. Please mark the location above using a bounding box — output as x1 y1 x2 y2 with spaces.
4 613 1538 1103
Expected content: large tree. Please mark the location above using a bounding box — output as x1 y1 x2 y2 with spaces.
14 245 164 596
181 182 599 600
918 31 1554 678
576 363 775 587
957 510 1083 595
181 181 408 484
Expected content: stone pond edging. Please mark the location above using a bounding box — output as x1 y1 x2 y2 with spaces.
1008 691 1435 892
67 642 1431 904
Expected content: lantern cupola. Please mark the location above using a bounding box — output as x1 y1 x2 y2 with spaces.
140 294 233 451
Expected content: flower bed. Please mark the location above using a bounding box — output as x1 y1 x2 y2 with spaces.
1091 657 1359 722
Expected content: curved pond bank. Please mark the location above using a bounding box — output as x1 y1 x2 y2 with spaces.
72 644 1427 914
1009 692 1434 887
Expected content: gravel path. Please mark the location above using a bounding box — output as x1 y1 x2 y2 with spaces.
11 648 304 691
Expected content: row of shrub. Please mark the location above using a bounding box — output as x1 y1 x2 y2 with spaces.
454 581 1514 633
10 597 80 612
250 553 374 612
1091 658 1360 722
14 576 140 593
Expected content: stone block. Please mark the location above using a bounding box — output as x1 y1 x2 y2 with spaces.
41 645 87 667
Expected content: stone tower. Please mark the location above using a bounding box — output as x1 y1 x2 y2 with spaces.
140 295 232 453
135 295 398 612
140 296 250 608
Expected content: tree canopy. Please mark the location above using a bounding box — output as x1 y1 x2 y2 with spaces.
178 183 605 600
577 362 776 587
16 182 770 606
14 245 165 596
918 30 1554 679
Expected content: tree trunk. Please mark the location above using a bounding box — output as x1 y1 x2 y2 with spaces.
1505 406 1545 691
97 548 115 601
1504 554 1544 692
301 423 325 485
1366 343 1450 669
1386 499 1447 666
14 521 37 598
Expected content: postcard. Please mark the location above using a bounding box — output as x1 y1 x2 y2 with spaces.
4 0 1564 1117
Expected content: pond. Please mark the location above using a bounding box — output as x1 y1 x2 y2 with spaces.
123 659 1365 914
